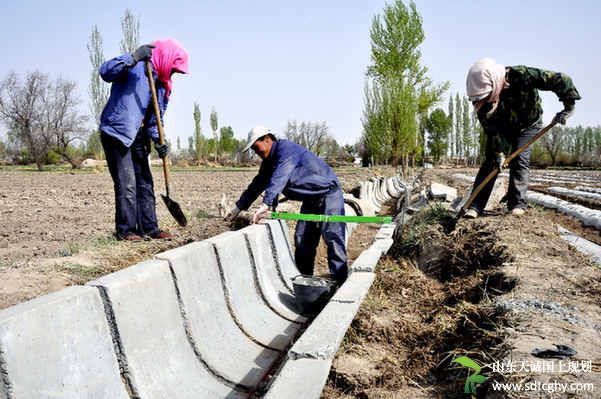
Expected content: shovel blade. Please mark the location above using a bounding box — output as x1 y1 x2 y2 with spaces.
161 194 188 227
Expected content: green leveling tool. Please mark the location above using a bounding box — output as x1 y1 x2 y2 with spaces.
271 212 392 224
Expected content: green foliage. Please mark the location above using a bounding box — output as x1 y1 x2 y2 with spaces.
46 149 62 164
210 107 219 159
531 124 601 167
448 95 454 157
89 234 118 247
462 96 472 157
205 138 217 156
193 102 204 160
413 203 455 227
219 126 236 154
188 136 194 158
362 0 447 169
87 25 109 126
195 209 210 219
367 1 424 80
56 263 106 281
455 93 461 158
392 203 454 257
58 243 82 257
0 138 6 159
425 108 451 164
86 130 103 159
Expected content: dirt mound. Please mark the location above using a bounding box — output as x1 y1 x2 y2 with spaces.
324 208 517 398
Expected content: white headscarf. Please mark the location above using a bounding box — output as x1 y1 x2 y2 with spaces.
466 58 508 116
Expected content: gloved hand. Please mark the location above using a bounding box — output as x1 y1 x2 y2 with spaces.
155 142 169 159
252 204 270 224
131 44 155 65
495 152 506 172
553 100 575 125
225 205 241 222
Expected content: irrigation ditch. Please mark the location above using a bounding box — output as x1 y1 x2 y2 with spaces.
322 205 520 398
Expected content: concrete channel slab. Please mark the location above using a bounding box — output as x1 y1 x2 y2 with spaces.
263 358 333 399
88 259 245 399
278 219 294 250
244 224 307 323
371 237 394 254
343 203 358 247
376 223 396 240
263 220 300 291
289 272 376 360
208 230 300 351
429 182 457 202
350 247 384 273
0 286 128 399
155 241 282 389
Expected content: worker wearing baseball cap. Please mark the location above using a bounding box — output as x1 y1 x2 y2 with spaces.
226 126 348 285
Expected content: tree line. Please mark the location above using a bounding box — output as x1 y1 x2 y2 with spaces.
361 0 601 169
0 8 353 169
424 96 601 168
1 3 598 169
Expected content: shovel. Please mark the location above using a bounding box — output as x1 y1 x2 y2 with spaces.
145 61 187 227
453 120 557 226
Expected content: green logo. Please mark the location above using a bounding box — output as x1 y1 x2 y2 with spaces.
452 356 487 394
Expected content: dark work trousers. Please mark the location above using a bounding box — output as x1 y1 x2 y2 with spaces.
469 121 542 213
294 187 348 284
101 131 159 238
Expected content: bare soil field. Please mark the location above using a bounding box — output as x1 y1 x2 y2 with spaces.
0 166 380 309
324 168 601 398
1 165 600 398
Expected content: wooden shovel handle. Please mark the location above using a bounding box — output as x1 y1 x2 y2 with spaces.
459 121 557 216
145 61 170 196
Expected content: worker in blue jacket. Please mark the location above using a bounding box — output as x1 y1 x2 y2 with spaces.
226 126 348 285
99 39 189 241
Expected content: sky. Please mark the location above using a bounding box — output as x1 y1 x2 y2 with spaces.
0 0 599 148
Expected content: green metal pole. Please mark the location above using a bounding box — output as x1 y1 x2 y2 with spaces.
271 212 392 224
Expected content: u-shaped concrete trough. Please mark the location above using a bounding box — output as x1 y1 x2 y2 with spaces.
0 286 128 399
88 259 247 398
0 220 307 398
0 173 407 398
154 240 281 389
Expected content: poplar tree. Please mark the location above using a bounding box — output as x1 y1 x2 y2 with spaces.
210 108 219 161
448 95 454 158
455 93 461 159
462 96 471 162
193 103 204 161
120 9 140 54
362 0 447 169
86 25 109 159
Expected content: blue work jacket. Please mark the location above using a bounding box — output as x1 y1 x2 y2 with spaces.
236 139 340 210
99 54 168 147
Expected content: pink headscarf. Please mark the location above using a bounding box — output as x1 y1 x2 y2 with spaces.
151 38 189 100
466 58 508 116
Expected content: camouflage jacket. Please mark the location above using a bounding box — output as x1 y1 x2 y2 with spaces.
478 65 581 152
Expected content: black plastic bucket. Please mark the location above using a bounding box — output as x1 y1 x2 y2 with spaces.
292 275 337 315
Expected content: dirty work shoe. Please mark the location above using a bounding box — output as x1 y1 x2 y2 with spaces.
149 230 173 239
118 233 143 241
464 209 478 219
511 208 525 216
